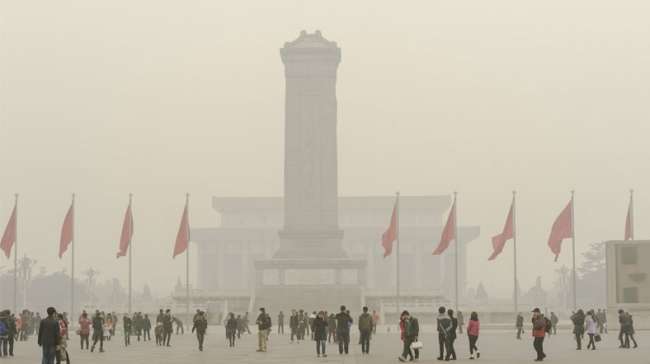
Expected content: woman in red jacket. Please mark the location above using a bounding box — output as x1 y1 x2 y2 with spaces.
467 312 480 359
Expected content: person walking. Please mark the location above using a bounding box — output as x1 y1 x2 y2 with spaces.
398 310 419 362
191 310 208 351
90 310 104 353
623 311 638 348
38 307 61 364
255 307 272 352
122 314 132 347
531 308 547 362
516 313 524 340
162 309 173 347
143 314 152 341
372 310 380 335
445 309 458 361
457 311 465 334
571 309 586 350
313 311 328 358
358 306 373 355
226 313 237 348
585 310 598 350
0 310 10 357
467 312 480 360
327 313 337 344
335 305 352 355
55 313 70 364
550 312 559 335
289 310 299 343
436 306 452 361
78 312 91 350
278 311 284 335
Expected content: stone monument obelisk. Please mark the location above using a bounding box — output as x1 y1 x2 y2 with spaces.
254 31 365 311
275 30 345 259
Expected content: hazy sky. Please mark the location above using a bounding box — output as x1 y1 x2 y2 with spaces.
1 0 649 297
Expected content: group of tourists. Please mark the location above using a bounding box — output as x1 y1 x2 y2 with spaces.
0 303 643 363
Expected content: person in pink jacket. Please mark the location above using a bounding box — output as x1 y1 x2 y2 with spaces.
467 312 480 360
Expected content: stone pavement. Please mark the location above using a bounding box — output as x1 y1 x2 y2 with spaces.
5 328 648 363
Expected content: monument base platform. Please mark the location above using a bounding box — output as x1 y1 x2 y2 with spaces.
253 258 367 312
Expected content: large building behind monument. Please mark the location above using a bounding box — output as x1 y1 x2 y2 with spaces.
184 31 479 314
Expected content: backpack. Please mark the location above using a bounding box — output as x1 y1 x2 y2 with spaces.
0 321 7 337
544 318 552 333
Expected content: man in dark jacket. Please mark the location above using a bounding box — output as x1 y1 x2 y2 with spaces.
143 314 152 341
358 306 373 354
289 310 299 342
123 314 132 347
313 311 328 357
571 309 586 350
516 313 524 339
256 307 272 352
163 309 173 346
398 310 420 362
38 307 61 364
90 310 105 353
436 306 452 361
335 306 353 355
191 310 208 351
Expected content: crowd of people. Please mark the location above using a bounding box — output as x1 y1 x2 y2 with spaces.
0 304 642 363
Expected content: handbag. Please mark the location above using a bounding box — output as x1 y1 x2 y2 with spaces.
595 334 602 342
410 340 423 350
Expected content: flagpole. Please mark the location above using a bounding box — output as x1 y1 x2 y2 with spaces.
454 191 459 312
630 189 634 240
570 190 576 310
395 191 400 316
71 193 76 320
185 193 190 317
13 193 18 315
512 191 518 314
128 193 133 315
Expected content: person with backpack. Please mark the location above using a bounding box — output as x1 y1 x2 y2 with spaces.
255 307 272 352
358 306 373 354
398 310 419 362
531 308 547 362
467 311 480 360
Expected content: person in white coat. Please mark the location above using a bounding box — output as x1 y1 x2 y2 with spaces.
585 310 599 350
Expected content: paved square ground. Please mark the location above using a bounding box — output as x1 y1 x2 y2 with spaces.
5 327 648 363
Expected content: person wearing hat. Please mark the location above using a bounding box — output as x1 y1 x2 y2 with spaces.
531 308 547 361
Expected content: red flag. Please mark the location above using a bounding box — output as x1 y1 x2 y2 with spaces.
624 197 633 241
548 200 573 261
433 200 456 255
59 203 74 258
381 200 398 257
173 203 190 258
489 201 514 261
116 203 134 258
0 205 17 259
